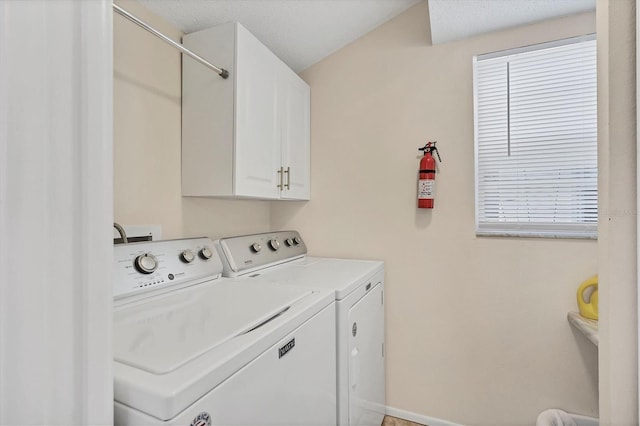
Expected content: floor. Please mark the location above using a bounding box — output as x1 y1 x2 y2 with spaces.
382 415 426 426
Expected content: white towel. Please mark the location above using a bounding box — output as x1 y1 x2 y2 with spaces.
536 409 578 426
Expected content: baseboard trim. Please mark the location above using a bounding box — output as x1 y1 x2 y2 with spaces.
386 406 465 426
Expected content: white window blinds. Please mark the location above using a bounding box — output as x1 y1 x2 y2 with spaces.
474 36 597 238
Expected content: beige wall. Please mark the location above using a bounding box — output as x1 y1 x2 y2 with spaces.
114 0 270 240
271 4 599 425
597 1 638 425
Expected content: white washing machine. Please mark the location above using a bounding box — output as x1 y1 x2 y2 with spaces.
215 231 385 426
112 237 337 425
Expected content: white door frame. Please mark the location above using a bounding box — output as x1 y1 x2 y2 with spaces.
637 0 640 420
0 0 113 423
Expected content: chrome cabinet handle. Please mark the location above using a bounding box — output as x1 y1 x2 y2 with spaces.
277 167 284 190
284 167 290 190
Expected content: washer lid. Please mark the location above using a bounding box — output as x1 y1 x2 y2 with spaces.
114 280 312 374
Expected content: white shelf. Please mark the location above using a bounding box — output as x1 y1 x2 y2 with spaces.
567 311 598 346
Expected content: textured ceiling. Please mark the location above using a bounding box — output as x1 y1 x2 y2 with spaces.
138 0 421 72
428 0 596 44
137 0 596 73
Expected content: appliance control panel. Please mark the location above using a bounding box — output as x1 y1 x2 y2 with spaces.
113 237 223 300
215 230 307 277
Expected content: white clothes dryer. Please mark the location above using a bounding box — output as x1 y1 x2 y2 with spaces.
216 231 385 426
113 237 337 425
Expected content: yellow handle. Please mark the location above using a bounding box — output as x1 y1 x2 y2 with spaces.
577 275 598 320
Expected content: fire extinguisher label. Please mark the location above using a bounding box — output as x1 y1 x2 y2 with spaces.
418 179 435 199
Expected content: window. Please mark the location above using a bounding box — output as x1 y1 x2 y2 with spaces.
473 35 597 239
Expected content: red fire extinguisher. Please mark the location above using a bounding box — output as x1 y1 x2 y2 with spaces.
418 141 441 209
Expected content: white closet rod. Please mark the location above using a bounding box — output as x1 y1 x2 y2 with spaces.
113 3 229 79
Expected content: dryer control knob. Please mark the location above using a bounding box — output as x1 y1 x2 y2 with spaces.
180 249 195 263
199 247 213 260
250 242 262 253
285 238 294 246
134 253 158 274
293 236 302 245
269 239 280 251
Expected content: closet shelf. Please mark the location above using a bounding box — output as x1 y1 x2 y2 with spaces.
567 311 598 346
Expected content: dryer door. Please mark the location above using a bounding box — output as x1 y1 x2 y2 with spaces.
348 282 385 426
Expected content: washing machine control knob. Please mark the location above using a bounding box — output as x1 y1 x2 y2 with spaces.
293 236 302 245
268 239 280 251
250 242 262 253
199 246 213 260
134 253 158 274
285 238 294 246
180 249 195 263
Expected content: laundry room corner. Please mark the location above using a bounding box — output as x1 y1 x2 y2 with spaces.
270 2 599 424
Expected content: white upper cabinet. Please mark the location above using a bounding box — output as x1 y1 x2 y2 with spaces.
182 22 310 200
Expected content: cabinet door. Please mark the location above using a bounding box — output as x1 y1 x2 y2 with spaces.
235 26 281 199
279 66 310 200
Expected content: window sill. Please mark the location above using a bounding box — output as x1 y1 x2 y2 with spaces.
476 230 597 240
